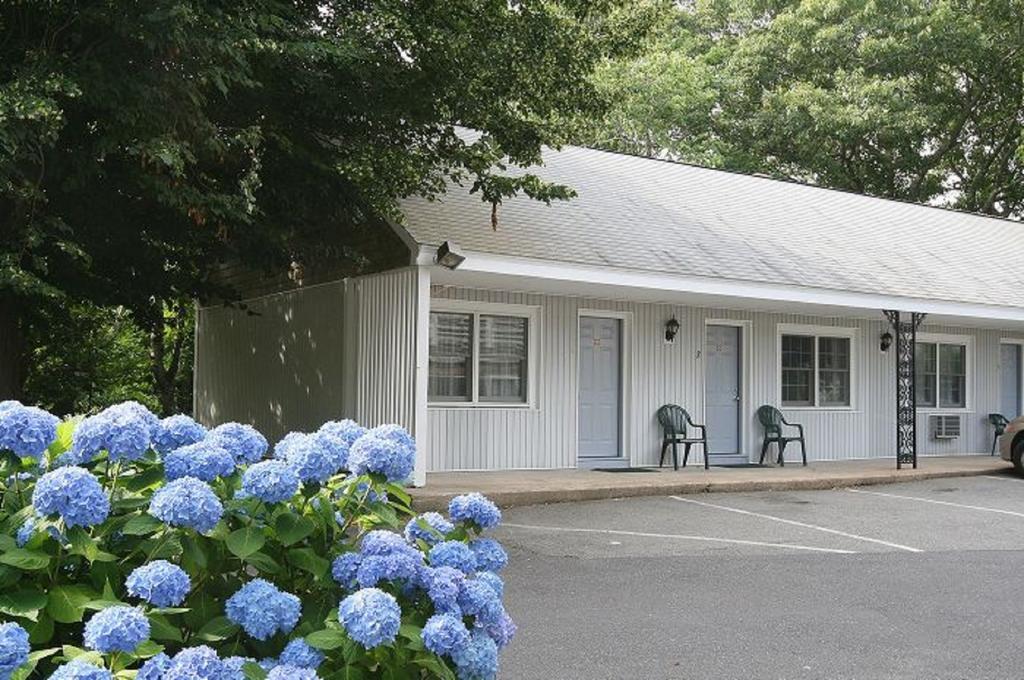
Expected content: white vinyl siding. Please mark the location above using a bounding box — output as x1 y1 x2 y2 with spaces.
778 326 854 408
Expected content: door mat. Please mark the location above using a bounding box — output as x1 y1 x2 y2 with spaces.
593 467 657 473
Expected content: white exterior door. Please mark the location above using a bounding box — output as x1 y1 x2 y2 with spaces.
705 325 742 458
1001 343 1022 418
578 316 622 459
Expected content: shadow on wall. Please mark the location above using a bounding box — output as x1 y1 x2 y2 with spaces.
194 282 346 441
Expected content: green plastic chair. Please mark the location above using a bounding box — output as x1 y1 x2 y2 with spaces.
989 413 1009 456
757 405 807 467
656 404 708 470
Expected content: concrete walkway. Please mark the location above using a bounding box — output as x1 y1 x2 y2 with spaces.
410 455 1012 511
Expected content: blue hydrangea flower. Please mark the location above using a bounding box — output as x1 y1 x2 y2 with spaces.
126 560 192 607
457 581 503 625
226 579 301 641
153 415 207 455
65 414 112 465
369 424 416 452
420 566 465 614
274 433 337 483
359 530 411 556
338 588 401 649
316 420 366 470
0 403 59 459
221 656 252 679
32 466 110 528
429 541 477 574
136 653 171 680
266 666 318 680
15 517 35 547
163 646 232 680
355 552 423 589
149 477 224 533
0 622 30 679
83 606 150 653
49 660 114 680
404 512 454 546
477 610 516 649
239 460 299 503
164 441 236 482
347 433 414 482
468 538 508 572
101 401 160 461
452 630 499 680
257 658 279 673
449 493 501 529
278 640 324 670
208 422 268 465
422 613 471 657
473 571 504 599
331 553 362 590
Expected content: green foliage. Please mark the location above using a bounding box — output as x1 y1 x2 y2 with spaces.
582 0 1024 216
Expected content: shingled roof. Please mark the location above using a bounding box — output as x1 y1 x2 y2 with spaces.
398 140 1024 310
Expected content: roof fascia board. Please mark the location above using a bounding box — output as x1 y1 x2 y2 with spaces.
450 249 1024 323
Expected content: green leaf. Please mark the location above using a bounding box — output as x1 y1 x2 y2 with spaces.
181 534 207 571
0 590 48 621
122 513 164 535
0 549 51 571
26 614 54 644
305 629 348 650
244 551 281 575
288 548 329 578
274 512 315 546
47 585 98 623
124 464 166 492
148 614 183 643
195 616 239 642
226 526 265 559
242 661 267 680
61 645 104 665
67 526 99 562
399 624 424 650
46 417 79 460
9 647 59 680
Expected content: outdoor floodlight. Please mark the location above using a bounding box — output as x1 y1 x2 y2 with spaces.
435 241 466 270
880 331 893 352
665 317 680 343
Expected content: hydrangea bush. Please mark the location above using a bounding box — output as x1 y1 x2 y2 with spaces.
0 401 513 680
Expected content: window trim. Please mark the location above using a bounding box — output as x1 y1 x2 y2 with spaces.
776 324 858 411
428 299 540 409
915 332 973 413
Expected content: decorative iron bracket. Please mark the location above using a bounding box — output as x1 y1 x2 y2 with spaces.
884 310 927 469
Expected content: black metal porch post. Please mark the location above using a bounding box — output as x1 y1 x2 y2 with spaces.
884 310 927 469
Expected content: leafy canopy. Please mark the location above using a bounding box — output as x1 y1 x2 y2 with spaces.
581 0 1024 216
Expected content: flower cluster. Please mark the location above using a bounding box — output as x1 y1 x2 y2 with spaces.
0 401 514 680
225 579 301 640
0 401 59 459
32 466 110 527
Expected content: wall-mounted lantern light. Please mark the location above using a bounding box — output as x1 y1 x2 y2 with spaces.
435 241 466 270
880 331 894 352
665 317 680 343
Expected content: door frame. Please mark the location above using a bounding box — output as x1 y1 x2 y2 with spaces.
1000 338 1024 417
576 309 632 468
702 318 752 464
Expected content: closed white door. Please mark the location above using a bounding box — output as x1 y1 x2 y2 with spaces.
705 325 741 456
578 317 622 459
1001 343 1022 418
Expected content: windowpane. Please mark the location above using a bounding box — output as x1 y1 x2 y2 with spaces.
818 337 851 406
781 335 814 406
915 342 937 407
428 312 473 401
939 344 967 408
478 315 528 403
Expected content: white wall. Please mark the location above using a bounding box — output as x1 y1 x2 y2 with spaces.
428 286 1018 471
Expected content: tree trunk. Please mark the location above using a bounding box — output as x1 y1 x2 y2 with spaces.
0 294 25 401
148 299 189 416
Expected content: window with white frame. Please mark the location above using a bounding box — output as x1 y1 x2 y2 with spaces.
779 329 853 407
428 305 534 405
915 339 968 408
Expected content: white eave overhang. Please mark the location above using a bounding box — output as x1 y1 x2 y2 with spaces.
416 245 1024 330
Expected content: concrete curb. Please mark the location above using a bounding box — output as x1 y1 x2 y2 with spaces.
410 465 1013 512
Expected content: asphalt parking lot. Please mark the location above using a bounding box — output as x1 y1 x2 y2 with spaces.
495 471 1024 679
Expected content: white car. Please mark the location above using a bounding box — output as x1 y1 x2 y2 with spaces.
999 415 1024 474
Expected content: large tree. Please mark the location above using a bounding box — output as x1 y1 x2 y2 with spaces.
581 0 1024 216
1 0 660 408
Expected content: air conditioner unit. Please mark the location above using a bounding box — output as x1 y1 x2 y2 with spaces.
930 415 961 440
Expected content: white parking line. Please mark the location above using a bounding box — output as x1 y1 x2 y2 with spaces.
982 475 1021 482
501 523 856 555
848 487 1024 519
670 496 922 553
